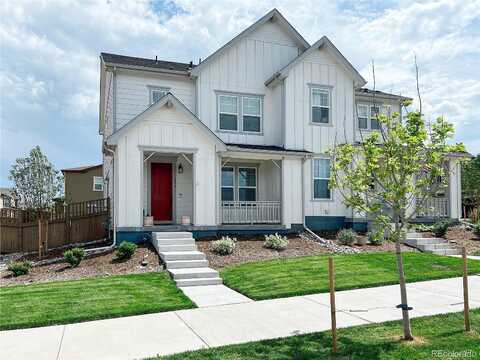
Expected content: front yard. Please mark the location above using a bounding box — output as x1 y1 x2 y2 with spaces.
220 252 480 300
0 272 195 330
160 309 480 359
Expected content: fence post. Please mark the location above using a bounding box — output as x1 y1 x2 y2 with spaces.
17 210 24 252
38 218 43 257
65 204 71 245
328 257 337 353
462 247 470 332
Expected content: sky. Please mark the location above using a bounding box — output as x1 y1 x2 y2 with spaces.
1 0 479 187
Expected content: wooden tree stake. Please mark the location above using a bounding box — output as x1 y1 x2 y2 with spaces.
462 247 470 332
328 257 337 353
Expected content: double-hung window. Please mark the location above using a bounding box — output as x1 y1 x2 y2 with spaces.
311 87 331 124
238 167 256 201
370 105 381 130
218 94 262 133
93 176 104 192
221 167 235 201
313 158 331 199
149 87 169 104
357 104 389 130
357 104 369 129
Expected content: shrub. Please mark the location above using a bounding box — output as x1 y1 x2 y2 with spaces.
7 261 32 277
115 241 137 260
473 222 480 237
264 233 289 250
64 247 85 267
368 231 384 246
336 229 357 245
211 236 236 255
432 219 454 238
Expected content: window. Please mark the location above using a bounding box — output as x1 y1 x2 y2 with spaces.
219 95 238 131
357 104 390 130
311 87 330 124
238 167 256 201
242 97 261 132
150 87 169 104
217 93 263 133
93 176 104 192
357 104 369 129
313 159 331 199
221 167 234 201
370 105 380 130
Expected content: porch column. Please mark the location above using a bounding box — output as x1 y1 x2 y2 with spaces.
448 158 462 220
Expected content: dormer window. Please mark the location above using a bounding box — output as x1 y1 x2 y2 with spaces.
311 86 331 124
149 87 169 105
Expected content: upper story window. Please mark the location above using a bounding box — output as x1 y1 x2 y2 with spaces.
357 104 391 130
93 176 104 192
217 93 262 133
313 158 331 200
311 87 331 124
149 87 169 105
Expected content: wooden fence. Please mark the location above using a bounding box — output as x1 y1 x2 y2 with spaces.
0 198 110 254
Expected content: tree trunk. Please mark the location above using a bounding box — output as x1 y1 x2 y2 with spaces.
394 220 414 340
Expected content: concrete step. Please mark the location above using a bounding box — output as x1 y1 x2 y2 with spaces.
417 243 455 251
175 277 223 287
406 232 422 238
165 259 209 269
154 232 193 239
404 238 447 246
430 248 462 256
160 251 206 261
168 267 219 280
156 244 197 252
154 238 195 246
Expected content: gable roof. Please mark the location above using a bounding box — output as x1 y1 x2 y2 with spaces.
265 36 367 88
190 8 309 77
101 52 194 74
62 164 102 173
106 93 226 150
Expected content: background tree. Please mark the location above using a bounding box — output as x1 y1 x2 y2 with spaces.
462 154 480 221
9 146 63 210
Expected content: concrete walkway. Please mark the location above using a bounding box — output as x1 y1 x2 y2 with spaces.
1 276 479 360
180 284 253 307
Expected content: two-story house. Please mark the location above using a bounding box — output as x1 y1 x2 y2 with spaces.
99 9 463 242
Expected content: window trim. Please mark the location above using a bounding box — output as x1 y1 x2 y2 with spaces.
356 103 392 131
148 86 170 105
221 166 235 201
309 84 333 126
93 176 104 192
312 157 333 201
242 96 263 134
216 91 264 134
218 94 239 132
237 166 257 202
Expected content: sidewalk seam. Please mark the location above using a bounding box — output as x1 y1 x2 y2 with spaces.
55 325 66 360
174 312 211 348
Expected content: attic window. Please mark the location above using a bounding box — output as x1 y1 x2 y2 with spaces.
149 87 169 105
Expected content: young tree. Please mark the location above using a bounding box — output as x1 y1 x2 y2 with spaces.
462 154 480 221
9 146 63 210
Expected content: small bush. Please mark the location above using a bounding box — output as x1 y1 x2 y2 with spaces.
7 261 32 277
264 233 289 250
432 219 454 238
368 231 384 246
211 236 236 255
336 229 357 245
473 222 480 237
115 241 137 260
64 247 85 267
413 223 433 232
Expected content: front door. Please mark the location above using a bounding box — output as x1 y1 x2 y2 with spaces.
151 163 173 221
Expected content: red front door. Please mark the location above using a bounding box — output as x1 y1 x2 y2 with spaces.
151 163 173 221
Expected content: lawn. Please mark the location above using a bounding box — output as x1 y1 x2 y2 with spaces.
160 309 480 359
0 272 195 330
221 252 480 300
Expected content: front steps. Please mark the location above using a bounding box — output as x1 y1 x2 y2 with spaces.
152 232 222 287
403 232 461 255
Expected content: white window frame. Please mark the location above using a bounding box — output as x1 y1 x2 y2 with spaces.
357 103 391 131
310 86 332 125
93 176 104 192
217 92 263 134
312 158 332 200
221 166 235 201
149 86 170 105
237 166 257 202
357 104 369 130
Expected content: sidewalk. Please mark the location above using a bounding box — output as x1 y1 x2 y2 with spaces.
1 276 479 360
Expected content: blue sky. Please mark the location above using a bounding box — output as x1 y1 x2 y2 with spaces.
1 0 479 186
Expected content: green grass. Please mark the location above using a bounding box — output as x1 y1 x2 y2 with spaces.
220 252 480 300
160 310 480 359
0 272 195 330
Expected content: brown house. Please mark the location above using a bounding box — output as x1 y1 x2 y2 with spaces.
62 164 104 203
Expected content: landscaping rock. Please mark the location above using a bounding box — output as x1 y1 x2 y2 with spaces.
301 231 362 254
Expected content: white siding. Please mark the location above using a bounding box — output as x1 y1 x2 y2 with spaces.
104 70 115 137
114 70 195 130
282 158 303 227
354 97 401 142
196 21 300 146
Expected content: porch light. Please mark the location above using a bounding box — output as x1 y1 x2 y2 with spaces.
178 163 184 174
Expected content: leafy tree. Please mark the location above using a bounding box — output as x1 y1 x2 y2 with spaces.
329 95 464 340
462 154 480 220
9 146 63 210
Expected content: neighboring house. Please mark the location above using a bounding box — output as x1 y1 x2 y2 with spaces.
62 165 104 203
99 9 464 241
0 188 18 209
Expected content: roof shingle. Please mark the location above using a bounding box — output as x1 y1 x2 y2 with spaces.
101 52 194 73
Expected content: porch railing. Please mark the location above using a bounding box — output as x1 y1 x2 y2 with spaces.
221 201 281 224
417 197 449 218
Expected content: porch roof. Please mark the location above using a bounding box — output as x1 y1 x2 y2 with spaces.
225 143 311 156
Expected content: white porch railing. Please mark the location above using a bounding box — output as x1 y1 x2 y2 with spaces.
221 201 281 224
417 197 449 218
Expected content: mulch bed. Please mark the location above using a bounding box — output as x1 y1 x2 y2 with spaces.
0 243 162 287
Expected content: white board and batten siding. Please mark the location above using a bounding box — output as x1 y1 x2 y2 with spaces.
283 47 355 217
196 20 300 147
114 105 217 228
